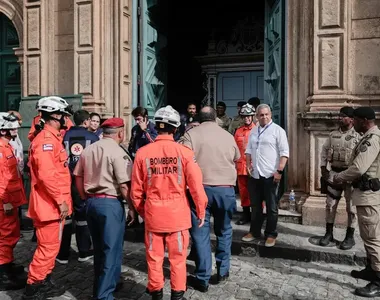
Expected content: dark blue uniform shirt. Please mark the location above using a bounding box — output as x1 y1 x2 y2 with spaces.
128 121 157 159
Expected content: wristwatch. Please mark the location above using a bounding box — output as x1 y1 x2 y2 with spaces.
277 170 284 174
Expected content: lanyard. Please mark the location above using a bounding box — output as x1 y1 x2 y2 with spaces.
257 122 273 143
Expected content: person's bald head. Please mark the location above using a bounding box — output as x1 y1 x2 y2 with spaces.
7 111 22 126
199 106 217 123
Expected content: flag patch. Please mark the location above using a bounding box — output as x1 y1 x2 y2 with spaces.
43 144 53 151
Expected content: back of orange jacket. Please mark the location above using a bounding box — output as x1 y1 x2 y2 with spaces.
131 135 207 233
0 140 27 209
28 115 74 142
27 125 72 222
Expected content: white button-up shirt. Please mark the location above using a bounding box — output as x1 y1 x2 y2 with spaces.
245 121 289 179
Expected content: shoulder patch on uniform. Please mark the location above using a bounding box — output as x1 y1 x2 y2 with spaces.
345 135 354 141
42 144 53 151
71 143 84 156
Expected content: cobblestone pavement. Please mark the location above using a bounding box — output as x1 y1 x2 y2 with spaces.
2 231 380 300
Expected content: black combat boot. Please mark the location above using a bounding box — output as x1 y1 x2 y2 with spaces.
22 282 46 300
0 264 25 291
319 223 334 246
340 227 355 250
171 290 185 300
355 271 380 298
352 258 377 281
236 207 251 225
151 288 163 300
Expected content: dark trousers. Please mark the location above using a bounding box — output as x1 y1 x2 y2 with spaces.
190 186 236 285
58 183 92 259
86 197 125 300
249 176 280 238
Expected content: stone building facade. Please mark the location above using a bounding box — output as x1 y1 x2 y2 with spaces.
1 0 380 225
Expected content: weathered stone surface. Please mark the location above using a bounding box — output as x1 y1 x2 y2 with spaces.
1 231 373 300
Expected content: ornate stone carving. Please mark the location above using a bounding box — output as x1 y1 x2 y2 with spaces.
214 17 264 55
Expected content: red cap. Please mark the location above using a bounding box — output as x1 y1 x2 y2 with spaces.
101 117 124 128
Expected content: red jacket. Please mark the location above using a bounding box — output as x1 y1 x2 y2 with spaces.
0 139 27 209
131 135 207 232
27 124 72 222
234 123 255 175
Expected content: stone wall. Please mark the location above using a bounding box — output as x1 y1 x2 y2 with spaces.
300 0 380 226
19 0 134 134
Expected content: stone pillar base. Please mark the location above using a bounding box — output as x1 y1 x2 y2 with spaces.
302 195 349 228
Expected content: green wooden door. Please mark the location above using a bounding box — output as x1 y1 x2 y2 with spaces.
0 13 21 112
264 0 285 127
138 0 167 117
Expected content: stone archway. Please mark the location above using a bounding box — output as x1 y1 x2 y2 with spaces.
0 0 23 46
0 0 23 111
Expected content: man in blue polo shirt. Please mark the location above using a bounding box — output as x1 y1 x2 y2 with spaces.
56 109 99 264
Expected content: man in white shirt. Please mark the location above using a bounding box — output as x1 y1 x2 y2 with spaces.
242 104 289 247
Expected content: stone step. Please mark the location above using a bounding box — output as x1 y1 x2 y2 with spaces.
124 213 366 267
211 214 366 266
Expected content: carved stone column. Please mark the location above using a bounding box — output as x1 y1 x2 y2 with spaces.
299 0 380 226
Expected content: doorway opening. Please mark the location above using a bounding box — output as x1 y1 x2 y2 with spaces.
137 0 285 126
0 13 21 112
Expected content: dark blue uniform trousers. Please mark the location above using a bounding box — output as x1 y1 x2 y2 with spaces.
190 186 236 285
86 197 125 300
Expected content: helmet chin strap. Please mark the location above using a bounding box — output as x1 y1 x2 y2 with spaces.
49 115 67 130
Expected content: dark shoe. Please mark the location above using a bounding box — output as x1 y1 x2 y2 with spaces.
218 273 229 283
187 276 208 293
319 223 334 246
22 282 46 300
78 250 94 262
150 288 163 300
171 290 185 300
7 262 26 275
41 274 55 292
355 282 380 298
340 227 355 250
235 207 251 225
0 271 26 291
351 267 377 281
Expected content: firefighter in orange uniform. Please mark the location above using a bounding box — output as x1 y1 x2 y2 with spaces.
234 104 256 225
28 100 74 142
131 105 208 300
0 113 27 291
23 96 73 300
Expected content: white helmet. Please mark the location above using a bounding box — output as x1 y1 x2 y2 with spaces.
153 105 181 128
36 96 72 116
240 104 255 116
0 112 20 130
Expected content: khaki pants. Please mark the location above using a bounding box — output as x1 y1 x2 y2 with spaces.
326 183 357 227
357 205 380 272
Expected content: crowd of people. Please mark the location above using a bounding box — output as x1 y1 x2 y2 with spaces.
1 95 380 299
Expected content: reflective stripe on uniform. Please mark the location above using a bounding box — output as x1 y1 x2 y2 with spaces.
146 158 152 186
177 231 183 252
59 222 63 241
75 220 87 226
149 232 153 251
177 157 182 184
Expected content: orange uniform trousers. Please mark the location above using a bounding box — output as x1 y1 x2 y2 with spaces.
145 230 189 292
27 220 64 284
238 175 250 207
0 210 20 265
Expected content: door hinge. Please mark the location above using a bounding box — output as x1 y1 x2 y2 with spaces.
137 6 141 16
137 42 141 52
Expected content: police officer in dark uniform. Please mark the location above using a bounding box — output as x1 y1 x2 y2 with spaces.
56 110 99 264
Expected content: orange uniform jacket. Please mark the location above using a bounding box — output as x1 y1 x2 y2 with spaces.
131 135 207 233
28 115 74 142
0 139 27 209
27 124 72 222
234 123 255 175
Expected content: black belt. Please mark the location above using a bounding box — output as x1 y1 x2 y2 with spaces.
331 167 346 173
